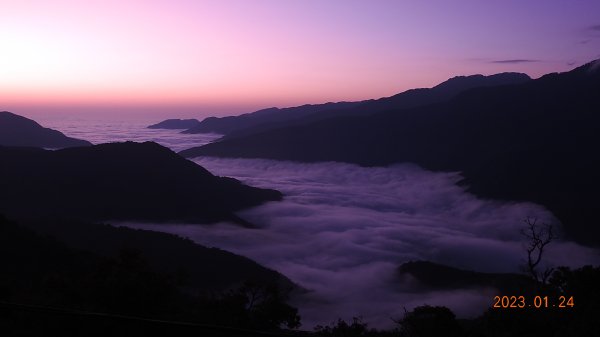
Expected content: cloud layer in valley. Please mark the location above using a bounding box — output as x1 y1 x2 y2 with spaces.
125 158 599 328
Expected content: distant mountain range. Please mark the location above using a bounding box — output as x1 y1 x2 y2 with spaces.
0 141 281 225
147 118 201 129
181 102 362 136
181 60 600 246
1 113 295 330
178 72 530 137
0 111 91 148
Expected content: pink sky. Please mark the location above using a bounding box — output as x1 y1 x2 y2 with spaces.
1 0 599 119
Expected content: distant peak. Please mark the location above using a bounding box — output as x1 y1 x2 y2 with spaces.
1 111 91 148
0 110 20 117
432 72 530 92
567 58 600 75
0 110 42 126
442 72 530 83
587 59 600 73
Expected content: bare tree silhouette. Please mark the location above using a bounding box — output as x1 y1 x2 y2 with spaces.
521 217 555 284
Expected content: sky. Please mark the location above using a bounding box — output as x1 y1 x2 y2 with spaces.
1 0 600 119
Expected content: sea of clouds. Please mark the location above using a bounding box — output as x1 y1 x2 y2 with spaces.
41 117 221 152
125 157 600 328
42 114 600 329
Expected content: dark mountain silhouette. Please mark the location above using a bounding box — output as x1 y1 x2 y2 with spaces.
0 141 281 225
295 72 531 122
12 216 291 293
0 111 91 148
398 261 533 294
181 60 600 245
182 73 530 138
1 215 289 295
147 118 201 129
182 103 361 135
1 214 298 335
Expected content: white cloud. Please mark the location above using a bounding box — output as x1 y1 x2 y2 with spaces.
123 158 600 328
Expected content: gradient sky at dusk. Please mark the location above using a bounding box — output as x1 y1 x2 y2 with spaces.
1 0 599 119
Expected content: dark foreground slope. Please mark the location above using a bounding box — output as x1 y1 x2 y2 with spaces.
0 215 289 297
0 215 299 336
0 141 281 224
0 111 91 148
182 61 600 245
182 73 529 137
398 261 533 294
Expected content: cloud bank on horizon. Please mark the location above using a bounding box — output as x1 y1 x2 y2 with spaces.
125 157 600 328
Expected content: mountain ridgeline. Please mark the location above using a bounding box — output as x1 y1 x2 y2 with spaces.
0 141 281 225
181 60 600 246
181 102 362 136
180 72 530 138
0 111 91 148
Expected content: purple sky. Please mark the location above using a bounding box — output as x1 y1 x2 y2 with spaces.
1 0 599 119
